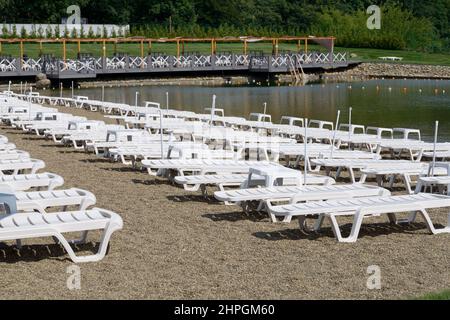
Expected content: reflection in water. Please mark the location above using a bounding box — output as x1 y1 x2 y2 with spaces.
51 79 449 141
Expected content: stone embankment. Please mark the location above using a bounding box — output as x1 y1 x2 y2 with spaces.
321 63 450 82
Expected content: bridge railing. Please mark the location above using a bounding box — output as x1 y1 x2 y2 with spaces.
0 52 347 75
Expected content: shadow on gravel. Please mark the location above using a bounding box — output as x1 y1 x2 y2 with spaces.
132 178 171 186
202 211 268 222
253 222 430 241
168 194 222 204
0 241 103 263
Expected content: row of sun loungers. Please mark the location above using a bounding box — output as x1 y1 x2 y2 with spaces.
0 120 123 263
4 91 450 244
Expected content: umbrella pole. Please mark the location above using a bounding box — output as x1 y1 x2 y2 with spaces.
304 117 308 186
331 110 340 158
430 120 439 177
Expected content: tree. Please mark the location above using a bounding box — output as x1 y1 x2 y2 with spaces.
1 24 9 39
20 26 27 38
54 25 60 38
88 26 95 38
46 24 53 38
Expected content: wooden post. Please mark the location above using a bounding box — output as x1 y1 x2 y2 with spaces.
114 41 117 54
102 40 106 57
275 39 278 56
297 40 301 52
211 39 214 55
0 41 2 55
176 40 180 59
181 41 185 55
243 40 247 55
39 41 43 55
272 39 275 55
305 39 308 53
62 39 66 61
77 40 81 54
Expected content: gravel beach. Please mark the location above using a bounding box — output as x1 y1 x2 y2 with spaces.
0 104 449 299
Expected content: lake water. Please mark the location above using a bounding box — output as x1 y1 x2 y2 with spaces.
53 78 450 141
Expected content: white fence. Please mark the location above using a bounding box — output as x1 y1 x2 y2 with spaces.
0 24 129 38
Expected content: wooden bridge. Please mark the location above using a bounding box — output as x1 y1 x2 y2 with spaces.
0 36 353 80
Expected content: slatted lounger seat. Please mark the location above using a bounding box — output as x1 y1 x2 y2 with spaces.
360 164 448 194
214 184 388 207
0 150 30 161
0 172 64 191
0 159 45 175
141 159 279 176
0 143 16 151
311 159 414 183
0 208 123 263
269 193 450 242
15 188 96 213
174 173 335 193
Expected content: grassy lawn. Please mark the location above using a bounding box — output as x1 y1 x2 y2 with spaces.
0 41 448 66
417 289 450 300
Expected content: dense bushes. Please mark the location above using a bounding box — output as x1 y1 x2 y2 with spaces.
0 0 447 52
309 5 437 51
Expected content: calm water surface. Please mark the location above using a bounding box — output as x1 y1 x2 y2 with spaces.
51 79 450 141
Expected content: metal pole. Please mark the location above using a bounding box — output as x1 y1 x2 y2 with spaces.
59 82 63 98
159 103 164 159
71 81 74 98
8 80 11 92
20 81 22 94
134 91 139 118
101 85 105 102
330 110 341 158
348 107 352 147
263 102 267 121
210 94 216 129
28 96 31 120
304 117 308 186
166 92 169 111
430 121 439 177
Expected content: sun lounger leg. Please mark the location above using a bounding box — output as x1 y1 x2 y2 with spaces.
349 167 356 183
417 209 450 235
53 222 118 263
70 231 89 245
313 214 325 231
329 211 364 242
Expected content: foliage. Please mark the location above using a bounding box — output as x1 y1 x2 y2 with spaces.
0 0 447 52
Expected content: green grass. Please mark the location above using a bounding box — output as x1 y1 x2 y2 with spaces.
416 289 450 300
334 47 450 66
0 42 448 66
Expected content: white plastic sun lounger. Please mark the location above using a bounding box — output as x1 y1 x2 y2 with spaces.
14 188 96 213
0 159 45 175
141 159 278 176
214 183 387 204
0 143 16 151
174 172 335 193
0 172 64 191
360 164 449 194
311 159 414 183
0 150 30 161
269 193 450 242
415 176 450 195
0 208 123 263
